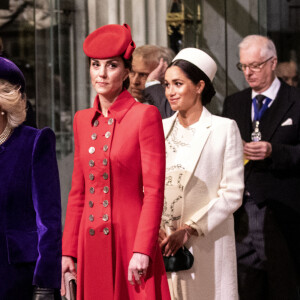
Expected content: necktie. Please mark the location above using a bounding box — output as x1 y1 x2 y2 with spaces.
256 94 266 111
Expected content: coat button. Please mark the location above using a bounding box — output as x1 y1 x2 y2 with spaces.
103 172 108 180
103 200 109 207
103 227 109 235
105 131 111 138
89 201 94 207
90 187 95 194
91 133 97 140
89 173 94 181
108 118 114 125
89 160 95 167
89 228 95 236
103 186 109 193
103 214 109 222
89 146 95 154
103 158 108 166
103 145 108 152
89 215 94 222
93 120 99 127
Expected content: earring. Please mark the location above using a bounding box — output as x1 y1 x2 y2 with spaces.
0 111 5 116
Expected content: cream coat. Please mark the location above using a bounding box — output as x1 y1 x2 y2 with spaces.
163 108 244 300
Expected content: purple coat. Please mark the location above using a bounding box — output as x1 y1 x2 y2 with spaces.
0 125 61 299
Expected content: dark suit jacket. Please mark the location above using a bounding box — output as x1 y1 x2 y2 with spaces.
223 80 300 212
0 125 62 297
143 84 175 119
223 80 300 268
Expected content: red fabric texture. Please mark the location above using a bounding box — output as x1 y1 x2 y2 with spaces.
83 23 136 59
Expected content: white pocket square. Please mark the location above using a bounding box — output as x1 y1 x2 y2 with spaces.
281 118 293 126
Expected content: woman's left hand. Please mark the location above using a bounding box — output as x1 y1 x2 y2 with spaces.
128 253 149 285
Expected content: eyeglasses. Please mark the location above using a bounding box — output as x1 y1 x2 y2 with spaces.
236 56 273 72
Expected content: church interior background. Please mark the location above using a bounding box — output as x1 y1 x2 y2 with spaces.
0 0 299 223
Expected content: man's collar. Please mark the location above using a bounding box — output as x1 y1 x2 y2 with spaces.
252 77 281 100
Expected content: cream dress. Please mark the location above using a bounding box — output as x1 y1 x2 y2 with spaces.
162 118 198 300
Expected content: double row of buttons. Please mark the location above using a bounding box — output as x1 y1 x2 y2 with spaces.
88 117 114 236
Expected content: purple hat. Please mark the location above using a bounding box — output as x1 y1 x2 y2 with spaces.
0 57 25 93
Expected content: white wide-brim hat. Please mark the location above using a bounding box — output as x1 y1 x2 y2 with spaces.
172 48 217 82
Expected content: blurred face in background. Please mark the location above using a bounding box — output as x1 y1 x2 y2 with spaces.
129 55 157 102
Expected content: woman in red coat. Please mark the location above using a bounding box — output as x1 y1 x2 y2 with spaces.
61 24 170 300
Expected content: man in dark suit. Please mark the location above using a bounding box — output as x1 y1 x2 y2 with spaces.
223 35 300 300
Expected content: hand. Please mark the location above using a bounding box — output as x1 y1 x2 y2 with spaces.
61 255 77 296
128 253 149 286
160 226 192 257
244 141 272 160
147 58 168 83
158 229 167 246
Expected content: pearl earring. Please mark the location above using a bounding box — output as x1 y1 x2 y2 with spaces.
0 111 5 116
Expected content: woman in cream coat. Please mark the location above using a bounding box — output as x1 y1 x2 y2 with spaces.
160 48 244 300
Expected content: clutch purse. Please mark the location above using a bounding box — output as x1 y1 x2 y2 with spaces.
163 246 194 272
64 272 77 300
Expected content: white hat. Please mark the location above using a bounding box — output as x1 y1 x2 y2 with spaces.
172 48 217 82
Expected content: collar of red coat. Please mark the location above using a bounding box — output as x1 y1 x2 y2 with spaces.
91 89 136 125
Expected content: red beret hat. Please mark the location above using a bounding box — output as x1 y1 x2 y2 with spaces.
83 23 136 60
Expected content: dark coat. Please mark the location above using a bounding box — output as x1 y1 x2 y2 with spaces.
223 80 300 270
0 125 62 299
143 84 175 119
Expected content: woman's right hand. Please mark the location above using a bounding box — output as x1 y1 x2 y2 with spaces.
61 255 77 296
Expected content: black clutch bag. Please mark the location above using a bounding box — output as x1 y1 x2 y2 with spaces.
163 246 194 272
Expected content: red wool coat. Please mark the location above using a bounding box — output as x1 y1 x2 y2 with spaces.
62 90 170 300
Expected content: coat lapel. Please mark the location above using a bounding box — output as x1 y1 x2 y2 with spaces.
163 108 212 188
240 89 253 142
260 82 294 141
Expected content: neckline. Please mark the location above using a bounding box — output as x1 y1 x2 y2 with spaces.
0 123 13 145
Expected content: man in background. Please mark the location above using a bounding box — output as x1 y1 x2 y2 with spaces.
223 35 300 300
276 60 298 87
128 44 175 118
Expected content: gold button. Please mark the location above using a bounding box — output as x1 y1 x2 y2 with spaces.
103 158 108 166
89 146 95 154
103 227 109 235
103 200 109 207
105 131 111 138
94 120 99 127
108 118 114 125
89 228 95 236
103 172 108 180
89 174 94 181
89 201 94 208
90 187 95 194
103 145 108 152
103 186 109 193
89 215 94 222
89 160 95 167
103 214 109 222
91 133 97 140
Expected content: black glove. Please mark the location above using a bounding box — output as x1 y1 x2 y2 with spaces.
32 287 61 300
